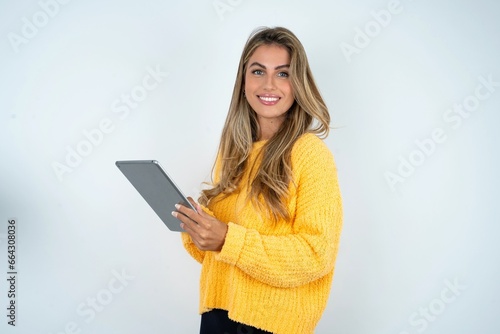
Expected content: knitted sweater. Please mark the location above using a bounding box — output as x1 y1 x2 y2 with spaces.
182 133 343 334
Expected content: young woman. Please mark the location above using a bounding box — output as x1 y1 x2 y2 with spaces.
172 26 343 334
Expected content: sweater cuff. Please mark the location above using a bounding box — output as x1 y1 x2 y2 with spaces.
215 222 246 266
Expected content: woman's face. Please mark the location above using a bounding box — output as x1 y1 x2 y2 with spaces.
244 44 295 140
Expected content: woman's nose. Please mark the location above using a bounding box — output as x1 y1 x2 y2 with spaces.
263 75 276 90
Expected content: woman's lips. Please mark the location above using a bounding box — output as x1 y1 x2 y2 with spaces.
258 95 281 106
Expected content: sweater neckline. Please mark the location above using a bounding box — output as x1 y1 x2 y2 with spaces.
252 140 267 149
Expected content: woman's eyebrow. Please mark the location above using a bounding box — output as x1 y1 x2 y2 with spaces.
249 62 290 70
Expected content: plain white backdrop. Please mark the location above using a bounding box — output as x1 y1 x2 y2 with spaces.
1 0 499 333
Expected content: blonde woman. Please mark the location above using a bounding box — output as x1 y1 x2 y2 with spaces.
172 26 343 334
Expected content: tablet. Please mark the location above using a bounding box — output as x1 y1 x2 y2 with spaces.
115 160 196 232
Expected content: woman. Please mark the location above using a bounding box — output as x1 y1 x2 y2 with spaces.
172 26 343 334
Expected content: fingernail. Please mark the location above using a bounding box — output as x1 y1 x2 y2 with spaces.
175 204 180 209
171 211 177 217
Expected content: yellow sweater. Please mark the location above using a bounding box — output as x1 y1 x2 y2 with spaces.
182 133 343 334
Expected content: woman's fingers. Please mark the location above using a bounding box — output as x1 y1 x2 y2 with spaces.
175 199 199 218
171 197 228 251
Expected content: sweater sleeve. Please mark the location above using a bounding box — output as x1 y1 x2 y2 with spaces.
181 204 217 264
215 135 343 288
181 155 221 264
181 232 205 263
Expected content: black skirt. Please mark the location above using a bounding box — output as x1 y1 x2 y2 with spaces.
200 309 273 334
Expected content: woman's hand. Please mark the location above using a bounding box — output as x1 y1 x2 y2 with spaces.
172 197 228 251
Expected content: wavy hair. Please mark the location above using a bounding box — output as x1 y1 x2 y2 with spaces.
199 26 330 222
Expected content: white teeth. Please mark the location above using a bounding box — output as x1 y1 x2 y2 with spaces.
259 96 279 102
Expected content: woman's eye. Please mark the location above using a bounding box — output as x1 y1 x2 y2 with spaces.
278 72 289 78
252 70 264 75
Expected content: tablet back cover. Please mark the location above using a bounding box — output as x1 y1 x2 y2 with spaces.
116 160 194 232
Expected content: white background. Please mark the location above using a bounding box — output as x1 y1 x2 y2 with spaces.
1 0 499 333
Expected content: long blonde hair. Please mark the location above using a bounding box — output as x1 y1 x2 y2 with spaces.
199 26 330 222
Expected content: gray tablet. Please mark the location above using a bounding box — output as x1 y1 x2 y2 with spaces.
115 160 196 232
